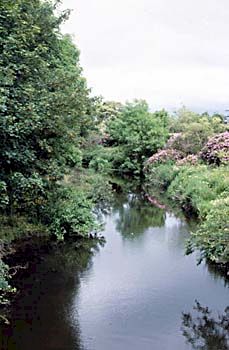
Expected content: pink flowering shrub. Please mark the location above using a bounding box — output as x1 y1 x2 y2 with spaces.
200 132 229 165
147 149 184 165
176 154 199 166
166 133 182 148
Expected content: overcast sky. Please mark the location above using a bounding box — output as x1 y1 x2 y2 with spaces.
61 0 229 113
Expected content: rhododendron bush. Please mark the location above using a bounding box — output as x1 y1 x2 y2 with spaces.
176 155 199 166
147 149 184 165
200 132 229 165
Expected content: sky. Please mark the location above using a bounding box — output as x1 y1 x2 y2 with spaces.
61 0 229 113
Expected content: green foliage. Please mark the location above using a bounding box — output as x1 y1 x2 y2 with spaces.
40 168 114 241
47 188 98 241
94 99 122 124
186 197 229 263
68 169 114 211
0 0 97 309
1 0 227 314
0 261 12 304
106 100 169 175
168 107 226 155
169 107 201 132
169 107 225 134
0 260 16 320
144 163 180 190
0 0 91 220
83 145 113 173
65 145 83 168
169 124 212 155
0 215 47 242
0 181 9 209
167 165 229 217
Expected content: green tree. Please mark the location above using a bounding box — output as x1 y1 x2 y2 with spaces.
168 107 225 155
0 0 91 221
106 100 169 175
0 0 99 312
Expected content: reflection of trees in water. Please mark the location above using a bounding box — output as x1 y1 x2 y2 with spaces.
47 239 103 276
113 192 166 237
181 300 229 350
204 262 229 287
0 239 101 350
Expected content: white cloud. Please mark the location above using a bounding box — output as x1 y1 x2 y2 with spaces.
61 0 229 113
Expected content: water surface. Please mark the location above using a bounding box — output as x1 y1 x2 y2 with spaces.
1 192 228 350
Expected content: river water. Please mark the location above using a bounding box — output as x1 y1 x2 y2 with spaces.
1 191 228 350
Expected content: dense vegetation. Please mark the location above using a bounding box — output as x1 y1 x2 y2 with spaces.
0 0 106 315
85 100 169 176
0 0 228 321
144 110 229 264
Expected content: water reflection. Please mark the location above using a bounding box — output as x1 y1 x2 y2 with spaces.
204 262 229 287
113 192 166 237
0 240 99 350
181 301 229 350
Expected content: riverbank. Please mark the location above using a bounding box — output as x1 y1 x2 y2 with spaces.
0 169 112 322
144 162 229 268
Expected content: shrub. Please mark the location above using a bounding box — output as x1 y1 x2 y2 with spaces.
46 171 113 240
0 259 16 320
167 127 212 155
47 188 98 240
187 197 229 263
144 163 180 190
176 154 199 166
167 165 229 217
146 149 184 165
200 132 229 165
0 182 8 209
166 133 182 148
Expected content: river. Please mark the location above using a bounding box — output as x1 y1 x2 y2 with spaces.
1 191 228 350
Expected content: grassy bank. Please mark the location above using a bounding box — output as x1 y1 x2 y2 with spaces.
144 163 229 265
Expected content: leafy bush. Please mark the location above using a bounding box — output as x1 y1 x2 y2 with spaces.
0 259 16 321
146 149 184 166
144 163 180 190
187 197 229 263
105 100 169 175
176 154 199 166
0 182 8 209
46 187 98 241
167 165 229 217
65 146 83 168
87 146 114 173
200 132 229 165
144 148 184 190
0 260 12 305
46 171 113 240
